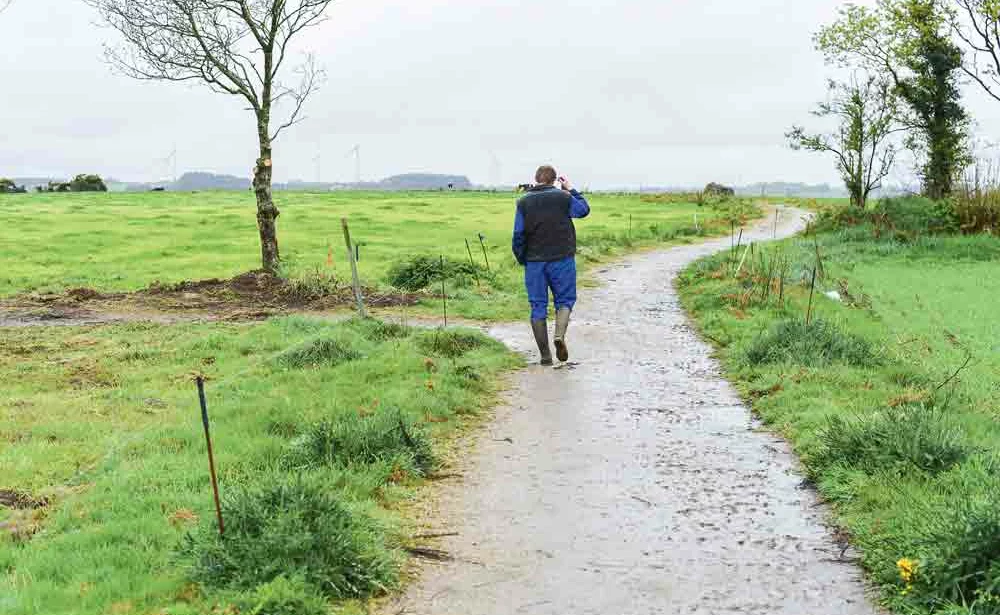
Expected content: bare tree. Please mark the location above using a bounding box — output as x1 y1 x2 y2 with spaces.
953 0 1000 103
788 75 903 208
0 0 12 13
84 0 333 272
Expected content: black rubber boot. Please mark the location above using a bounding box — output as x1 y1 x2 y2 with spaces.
554 308 571 363
531 320 553 366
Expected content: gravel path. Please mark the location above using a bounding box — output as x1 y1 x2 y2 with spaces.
388 207 878 615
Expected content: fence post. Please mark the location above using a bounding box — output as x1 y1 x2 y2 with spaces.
341 218 367 318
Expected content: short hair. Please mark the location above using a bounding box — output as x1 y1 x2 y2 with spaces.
535 165 557 185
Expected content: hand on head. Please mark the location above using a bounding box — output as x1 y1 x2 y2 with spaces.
558 176 573 192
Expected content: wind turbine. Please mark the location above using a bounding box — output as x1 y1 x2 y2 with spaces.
345 144 361 184
488 150 502 188
313 153 322 184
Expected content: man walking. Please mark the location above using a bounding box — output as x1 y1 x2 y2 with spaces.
512 165 591 365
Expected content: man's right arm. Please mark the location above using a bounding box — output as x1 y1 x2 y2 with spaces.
512 204 527 266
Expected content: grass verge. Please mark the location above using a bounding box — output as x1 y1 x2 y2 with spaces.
0 316 519 614
678 196 1000 614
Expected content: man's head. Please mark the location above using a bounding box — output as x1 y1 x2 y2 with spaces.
535 165 558 186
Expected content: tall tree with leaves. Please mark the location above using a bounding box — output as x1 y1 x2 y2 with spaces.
817 0 969 199
85 0 334 272
788 75 902 208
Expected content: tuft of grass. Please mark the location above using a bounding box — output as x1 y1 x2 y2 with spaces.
811 404 970 476
908 496 1000 612
234 574 329 615
415 328 499 358
285 411 435 475
743 319 879 368
344 317 411 342
179 477 396 599
385 255 486 292
274 337 362 369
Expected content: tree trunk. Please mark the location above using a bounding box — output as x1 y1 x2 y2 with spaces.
254 135 280 273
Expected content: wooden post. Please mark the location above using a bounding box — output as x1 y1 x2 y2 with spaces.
342 218 367 318
773 208 779 238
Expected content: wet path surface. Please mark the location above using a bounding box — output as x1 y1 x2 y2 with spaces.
389 208 877 615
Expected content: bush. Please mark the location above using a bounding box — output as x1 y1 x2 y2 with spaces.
703 182 735 198
0 178 26 194
179 478 395 598
744 319 879 367
415 329 496 358
235 575 329 615
69 174 108 192
274 337 361 369
812 404 969 476
286 411 435 475
386 255 486 292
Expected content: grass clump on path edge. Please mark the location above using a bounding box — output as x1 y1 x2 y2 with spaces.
677 198 1000 614
0 316 519 615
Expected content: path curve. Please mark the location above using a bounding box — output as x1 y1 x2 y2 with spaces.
389 207 878 615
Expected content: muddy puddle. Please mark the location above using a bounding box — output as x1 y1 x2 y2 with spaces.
387 208 879 615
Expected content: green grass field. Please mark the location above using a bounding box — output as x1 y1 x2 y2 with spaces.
0 190 760 614
0 190 754 320
0 317 519 614
678 198 1000 614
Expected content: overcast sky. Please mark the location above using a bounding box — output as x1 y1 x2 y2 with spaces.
2 0 999 188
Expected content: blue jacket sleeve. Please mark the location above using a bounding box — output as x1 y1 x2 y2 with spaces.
512 205 527 266
569 189 590 219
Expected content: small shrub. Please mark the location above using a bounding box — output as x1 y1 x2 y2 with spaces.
179 478 395 598
235 575 328 615
274 337 361 369
385 255 485 292
415 329 496 358
743 319 879 367
286 411 435 474
812 404 969 476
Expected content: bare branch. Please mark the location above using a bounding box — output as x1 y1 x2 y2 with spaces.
85 0 335 144
953 0 1000 103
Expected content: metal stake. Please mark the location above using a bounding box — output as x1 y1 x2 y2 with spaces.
440 255 448 327
806 267 818 325
196 377 225 536
465 239 481 288
478 234 491 272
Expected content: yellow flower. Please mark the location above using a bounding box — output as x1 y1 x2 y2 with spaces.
897 558 918 585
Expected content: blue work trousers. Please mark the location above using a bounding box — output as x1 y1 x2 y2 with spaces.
525 256 577 321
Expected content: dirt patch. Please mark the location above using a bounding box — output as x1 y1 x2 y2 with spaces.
0 489 49 510
0 270 418 326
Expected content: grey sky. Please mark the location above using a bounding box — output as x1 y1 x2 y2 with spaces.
2 0 999 188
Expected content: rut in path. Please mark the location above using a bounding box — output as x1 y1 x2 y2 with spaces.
389 208 878 615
